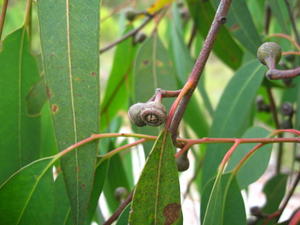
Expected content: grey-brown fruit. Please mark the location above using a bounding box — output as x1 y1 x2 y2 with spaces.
128 103 146 127
114 187 129 202
176 152 190 172
134 32 147 44
257 42 282 66
125 8 138 21
140 101 167 126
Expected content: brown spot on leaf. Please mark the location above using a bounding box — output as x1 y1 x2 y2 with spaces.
156 60 163 67
46 87 52 98
143 60 149 65
90 72 96 76
163 203 181 225
51 104 59 113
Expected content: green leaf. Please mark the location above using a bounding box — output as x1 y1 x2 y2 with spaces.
262 174 288 214
202 60 266 188
186 0 243 69
0 157 56 225
37 0 100 224
101 25 136 130
268 0 291 34
211 0 262 55
201 173 246 225
226 127 272 189
0 28 41 184
168 4 210 137
116 204 131 225
26 77 48 116
129 130 182 225
133 35 178 155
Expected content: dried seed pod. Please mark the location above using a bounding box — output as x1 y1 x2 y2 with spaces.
124 8 138 21
176 152 190 172
114 186 129 202
257 42 282 66
128 103 146 127
280 102 294 116
140 101 167 126
134 32 147 44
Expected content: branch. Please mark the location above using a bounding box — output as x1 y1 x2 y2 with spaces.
166 0 233 141
103 192 133 225
99 13 156 54
267 67 300 80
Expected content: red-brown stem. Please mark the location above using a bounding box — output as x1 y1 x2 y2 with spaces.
267 67 300 80
166 0 232 140
268 33 300 50
218 141 240 171
283 51 300 56
0 0 9 40
233 143 265 174
101 138 147 159
150 89 181 102
103 192 133 225
175 136 300 158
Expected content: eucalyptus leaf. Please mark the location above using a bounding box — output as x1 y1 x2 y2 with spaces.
129 130 182 225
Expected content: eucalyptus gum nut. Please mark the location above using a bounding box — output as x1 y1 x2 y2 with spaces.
140 101 167 126
134 32 147 44
280 102 294 116
257 42 282 66
128 103 146 127
124 8 138 21
176 152 190 172
114 187 129 202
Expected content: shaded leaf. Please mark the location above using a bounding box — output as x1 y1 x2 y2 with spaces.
101 26 136 130
211 0 262 55
226 127 272 189
37 0 100 224
0 28 41 184
186 0 243 69
116 204 131 225
268 0 290 34
201 173 246 225
0 157 56 225
202 60 266 188
262 174 288 214
129 130 182 225
133 34 178 155
26 77 48 116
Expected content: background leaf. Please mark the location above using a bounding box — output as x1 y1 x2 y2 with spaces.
133 34 178 155
129 130 182 225
202 61 266 189
37 0 100 224
201 173 246 225
226 126 272 189
0 28 41 184
0 157 56 225
186 0 243 69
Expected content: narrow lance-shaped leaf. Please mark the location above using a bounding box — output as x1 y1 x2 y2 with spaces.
201 173 246 225
133 34 178 155
101 25 136 130
186 0 243 69
226 126 272 189
202 61 266 188
0 28 41 184
0 157 56 225
129 130 182 225
37 0 100 224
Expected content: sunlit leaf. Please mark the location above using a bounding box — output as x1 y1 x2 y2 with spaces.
129 130 182 225
147 0 175 14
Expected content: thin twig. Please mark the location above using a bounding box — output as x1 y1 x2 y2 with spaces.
268 33 300 50
166 0 233 141
103 192 133 225
267 67 300 80
264 5 271 35
266 86 283 174
100 13 156 54
283 0 300 44
0 0 9 40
